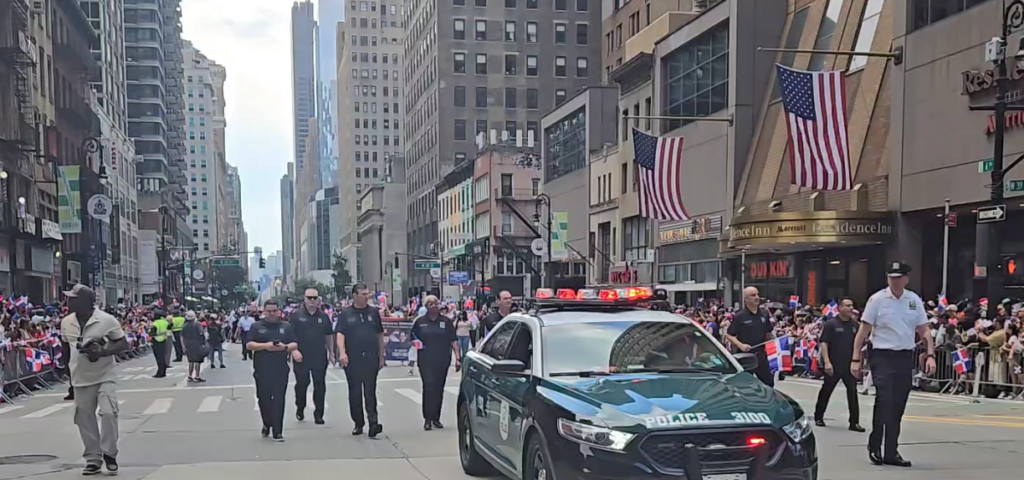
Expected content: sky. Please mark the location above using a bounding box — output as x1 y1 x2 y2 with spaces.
181 0 294 253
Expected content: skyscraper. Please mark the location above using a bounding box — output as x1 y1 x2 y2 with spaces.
280 163 295 286
318 0 345 187
291 1 317 175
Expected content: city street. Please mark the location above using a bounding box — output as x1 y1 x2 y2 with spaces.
1 344 1023 480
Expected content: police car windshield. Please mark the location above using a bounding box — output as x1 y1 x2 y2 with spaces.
542 313 736 376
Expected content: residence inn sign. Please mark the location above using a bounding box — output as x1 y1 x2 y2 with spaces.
728 211 894 249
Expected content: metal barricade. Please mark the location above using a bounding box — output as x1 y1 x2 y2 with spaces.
914 343 1024 400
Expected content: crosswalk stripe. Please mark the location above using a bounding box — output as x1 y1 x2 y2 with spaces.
0 405 25 416
445 387 459 396
254 397 260 411
395 388 421 404
143 398 173 415
22 403 73 418
198 396 222 412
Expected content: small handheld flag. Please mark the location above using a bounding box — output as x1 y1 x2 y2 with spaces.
764 337 792 373
952 348 971 374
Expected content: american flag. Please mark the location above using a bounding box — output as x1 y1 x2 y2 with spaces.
632 128 689 220
776 64 852 191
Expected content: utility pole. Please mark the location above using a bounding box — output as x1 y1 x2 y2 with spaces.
968 0 1024 319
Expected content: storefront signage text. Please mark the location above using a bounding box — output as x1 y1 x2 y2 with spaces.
962 60 1024 95
749 259 792 279
985 111 1024 135
660 215 722 245
729 219 893 244
610 269 637 284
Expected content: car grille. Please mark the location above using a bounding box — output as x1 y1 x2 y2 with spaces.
639 429 782 472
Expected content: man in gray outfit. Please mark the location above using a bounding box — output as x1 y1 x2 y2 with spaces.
59 284 129 475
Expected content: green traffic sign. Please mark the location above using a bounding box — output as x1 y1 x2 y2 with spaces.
212 258 241 267
979 159 995 173
233 285 247 292
1008 180 1024 192
414 260 441 270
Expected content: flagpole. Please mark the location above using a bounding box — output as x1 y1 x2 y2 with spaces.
942 198 951 297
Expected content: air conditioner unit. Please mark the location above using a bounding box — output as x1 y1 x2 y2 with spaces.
694 0 711 11
31 1 43 14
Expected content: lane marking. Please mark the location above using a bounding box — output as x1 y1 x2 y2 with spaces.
395 388 422 404
142 398 173 415
22 403 73 418
197 395 222 413
28 375 462 397
445 387 460 396
254 397 261 411
0 405 25 416
903 415 1024 428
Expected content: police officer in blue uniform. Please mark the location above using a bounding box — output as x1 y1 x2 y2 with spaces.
290 288 334 424
411 295 461 431
335 283 386 438
852 261 935 467
246 300 299 442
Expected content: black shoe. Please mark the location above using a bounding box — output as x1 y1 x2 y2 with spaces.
296 410 305 421
272 434 285 442
195 378 206 383
814 419 826 427
261 426 270 438
352 426 364 435
368 423 383 438
103 455 118 473
882 455 912 467
868 449 883 465
849 424 866 433
423 421 433 431
64 394 74 401
152 374 166 378
220 364 226 368
430 420 444 429
314 417 325 425
82 464 102 476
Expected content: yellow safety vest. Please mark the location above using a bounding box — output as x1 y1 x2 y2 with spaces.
171 316 185 332
151 319 169 343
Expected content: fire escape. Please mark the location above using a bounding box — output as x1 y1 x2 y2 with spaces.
0 0 37 180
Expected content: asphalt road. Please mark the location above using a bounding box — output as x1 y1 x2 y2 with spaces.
1 343 1023 480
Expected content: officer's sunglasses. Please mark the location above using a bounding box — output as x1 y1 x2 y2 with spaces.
306 296 319 300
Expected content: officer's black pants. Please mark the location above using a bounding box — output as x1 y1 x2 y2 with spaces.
172 331 184 361
152 339 168 377
255 369 288 435
294 359 327 418
814 366 859 424
344 357 379 427
419 357 450 422
868 350 914 458
241 331 251 360
754 353 775 388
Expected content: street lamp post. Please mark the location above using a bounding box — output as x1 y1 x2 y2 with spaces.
534 193 552 288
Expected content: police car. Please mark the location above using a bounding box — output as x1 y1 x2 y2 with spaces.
456 287 817 480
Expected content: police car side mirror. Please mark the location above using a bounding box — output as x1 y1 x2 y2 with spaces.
490 359 527 375
734 353 759 372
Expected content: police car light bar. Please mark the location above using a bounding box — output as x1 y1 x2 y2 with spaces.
532 287 653 305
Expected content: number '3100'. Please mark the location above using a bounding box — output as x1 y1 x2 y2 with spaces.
731 412 771 424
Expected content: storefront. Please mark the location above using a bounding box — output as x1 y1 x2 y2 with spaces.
656 215 726 306
725 211 894 307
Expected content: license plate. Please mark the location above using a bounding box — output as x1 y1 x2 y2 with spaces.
703 474 746 480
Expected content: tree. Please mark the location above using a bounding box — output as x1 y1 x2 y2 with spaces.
331 252 353 299
291 277 330 302
210 265 249 306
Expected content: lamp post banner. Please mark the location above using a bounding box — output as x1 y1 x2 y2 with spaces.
57 166 82 234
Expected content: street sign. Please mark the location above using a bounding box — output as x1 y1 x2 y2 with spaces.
945 212 958 228
414 260 441 270
1008 180 1024 192
448 271 470 284
233 285 247 292
212 258 241 267
429 267 442 279
977 204 1007 223
979 159 995 173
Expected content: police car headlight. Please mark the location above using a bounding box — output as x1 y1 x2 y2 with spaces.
557 418 635 452
782 414 813 443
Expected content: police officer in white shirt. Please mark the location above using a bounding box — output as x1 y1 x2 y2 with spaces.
852 261 935 468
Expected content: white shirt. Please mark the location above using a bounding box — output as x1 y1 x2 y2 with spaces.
239 316 256 332
860 287 928 351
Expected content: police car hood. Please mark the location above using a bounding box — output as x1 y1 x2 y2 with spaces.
541 372 801 431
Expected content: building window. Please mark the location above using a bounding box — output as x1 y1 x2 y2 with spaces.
476 0 486 6
555 0 566 11
454 19 465 40
501 212 513 234
554 23 567 44
476 86 488 108
505 0 516 7
622 216 649 262
576 23 588 45
772 7 810 100
505 87 517 108
526 21 538 43
576 57 588 77
555 89 567 105
662 23 729 131
454 52 466 73
526 55 538 76
476 53 488 74
526 88 538 109
455 119 467 140
454 86 466 107
850 0 886 71
476 19 487 41
911 0 982 32
808 0 845 71
505 21 516 42
576 0 588 11
526 0 537 8
544 107 586 181
504 53 517 75
555 56 567 77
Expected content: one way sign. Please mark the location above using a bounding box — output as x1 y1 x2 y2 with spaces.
977 204 1007 223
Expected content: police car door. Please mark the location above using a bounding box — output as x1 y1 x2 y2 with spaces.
470 320 521 469
493 321 533 474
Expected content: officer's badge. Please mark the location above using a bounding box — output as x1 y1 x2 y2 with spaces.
909 300 918 310
279 327 285 334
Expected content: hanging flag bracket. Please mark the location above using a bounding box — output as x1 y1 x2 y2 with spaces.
757 46 904 65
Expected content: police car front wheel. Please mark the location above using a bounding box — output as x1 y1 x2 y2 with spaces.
524 433 556 480
458 402 494 476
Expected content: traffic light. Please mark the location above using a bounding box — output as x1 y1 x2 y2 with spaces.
259 256 266 269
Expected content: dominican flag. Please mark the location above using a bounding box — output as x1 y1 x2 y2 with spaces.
937 292 949 312
764 337 792 373
788 295 800 308
953 348 972 374
822 300 838 318
24 348 52 373
794 339 809 359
